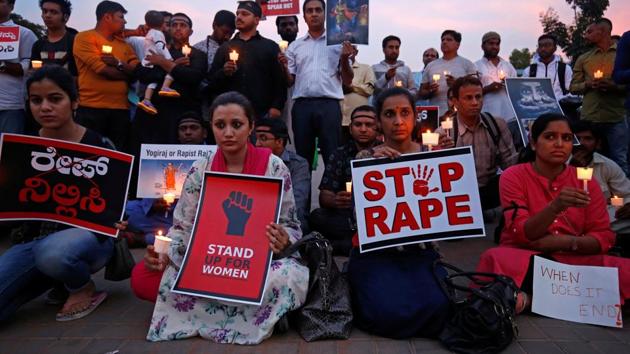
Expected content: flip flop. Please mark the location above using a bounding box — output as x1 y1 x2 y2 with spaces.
55 291 108 322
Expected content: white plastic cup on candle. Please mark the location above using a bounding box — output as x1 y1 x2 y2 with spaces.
432 74 441 83
498 70 506 80
443 70 450 76
181 44 192 57
576 167 593 192
594 70 604 79
611 195 623 208
101 45 113 54
441 118 453 137
163 192 175 205
346 182 352 193
422 130 439 151
31 60 43 69
153 230 172 254
229 50 239 62
395 80 403 87
279 40 289 53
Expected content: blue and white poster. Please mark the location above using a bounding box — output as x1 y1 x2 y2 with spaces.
326 0 369 45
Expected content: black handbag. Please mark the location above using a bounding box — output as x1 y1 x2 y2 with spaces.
282 232 353 341
104 237 136 281
434 260 519 354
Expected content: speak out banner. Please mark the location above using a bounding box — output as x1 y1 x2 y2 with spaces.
173 172 284 305
0 134 134 237
351 147 485 253
262 0 300 16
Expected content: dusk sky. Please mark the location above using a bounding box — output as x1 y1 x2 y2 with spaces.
13 0 630 70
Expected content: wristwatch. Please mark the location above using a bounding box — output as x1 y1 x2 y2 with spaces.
116 60 124 71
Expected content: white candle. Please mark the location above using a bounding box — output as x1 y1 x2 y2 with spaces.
422 130 439 151
498 70 506 80
594 70 604 79
101 45 113 54
229 50 239 62
182 44 191 57
31 60 43 69
432 74 441 82
163 192 175 205
441 118 453 138
611 195 623 208
346 182 352 193
395 80 403 87
153 230 172 254
576 167 593 192
443 70 451 76
279 40 289 53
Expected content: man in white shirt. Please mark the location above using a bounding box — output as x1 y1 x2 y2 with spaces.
475 31 517 121
284 0 353 166
372 35 417 97
0 0 37 134
522 34 573 101
418 30 477 116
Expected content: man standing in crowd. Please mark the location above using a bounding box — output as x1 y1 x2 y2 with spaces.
276 15 298 43
419 30 477 116
285 0 353 167
193 10 235 70
208 1 286 120
342 45 375 142
73 0 139 150
522 34 573 101
571 18 628 175
437 76 517 211
372 35 417 97
133 12 208 144
475 31 517 121
414 47 439 89
255 118 310 233
0 0 37 134
311 105 380 255
32 0 77 76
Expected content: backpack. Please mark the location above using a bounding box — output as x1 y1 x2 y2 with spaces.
529 62 568 96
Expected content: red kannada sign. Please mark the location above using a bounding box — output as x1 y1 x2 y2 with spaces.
262 0 300 16
173 172 284 305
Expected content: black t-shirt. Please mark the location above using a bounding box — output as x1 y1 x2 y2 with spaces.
31 31 78 76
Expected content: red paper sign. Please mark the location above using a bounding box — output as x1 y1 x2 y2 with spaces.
173 172 284 305
262 0 300 16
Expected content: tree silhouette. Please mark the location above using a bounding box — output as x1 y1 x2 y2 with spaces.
10 13 46 39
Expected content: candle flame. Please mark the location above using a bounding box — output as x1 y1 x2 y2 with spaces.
158 230 163 236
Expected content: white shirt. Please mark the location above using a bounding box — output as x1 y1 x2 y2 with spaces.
0 20 37 110
142 29 171 67
286 32 344 100
421 55 477 115
476 57 517 121
523 55 573 100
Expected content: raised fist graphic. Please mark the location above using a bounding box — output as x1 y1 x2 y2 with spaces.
222 191 253 236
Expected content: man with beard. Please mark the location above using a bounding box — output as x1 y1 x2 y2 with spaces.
372 35 416 97
276 15 298 43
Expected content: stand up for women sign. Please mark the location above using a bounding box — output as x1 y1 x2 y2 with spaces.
351 147 485 253
172 172 284 305
532 256 623 328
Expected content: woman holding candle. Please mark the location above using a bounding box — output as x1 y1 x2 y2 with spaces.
144 92 307 344
477 113 630 313
0 66 114 322
348 87 451 339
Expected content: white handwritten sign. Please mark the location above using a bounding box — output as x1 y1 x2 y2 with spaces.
351 147 485 253
532 256 623 328
0 26 20 61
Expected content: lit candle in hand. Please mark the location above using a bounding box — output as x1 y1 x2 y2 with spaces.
279 40 289 53
101 45 113 54
432 74 441 83
31 60 43 69
395 80 403 87
576 167 593 192
182 44 191 57
346 182 352 193
229 50 239 62
422 130 439 151
498 70 506 80
594 70 604 79
611 195 623 208
153 230 172 254
441 117 453 137
163 192 175 205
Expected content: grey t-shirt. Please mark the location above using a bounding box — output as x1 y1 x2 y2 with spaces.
421 56 477 115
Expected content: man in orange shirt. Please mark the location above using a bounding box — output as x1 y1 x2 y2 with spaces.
73 0 139 150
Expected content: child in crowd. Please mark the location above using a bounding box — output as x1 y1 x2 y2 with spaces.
137 10 180 115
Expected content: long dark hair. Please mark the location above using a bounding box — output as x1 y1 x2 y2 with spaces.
521 113 572 162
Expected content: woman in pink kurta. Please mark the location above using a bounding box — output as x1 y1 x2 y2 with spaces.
477 114 630 310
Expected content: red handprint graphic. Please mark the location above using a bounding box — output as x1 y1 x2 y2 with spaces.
411 164 439 197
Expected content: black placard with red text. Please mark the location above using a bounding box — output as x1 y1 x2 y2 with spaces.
0 134 134 237
173 172 283 305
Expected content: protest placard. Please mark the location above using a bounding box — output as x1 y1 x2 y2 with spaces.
351 147 485 253
532 256 623 328
415 105 440 137
0 26 20 60
327 0 369 45
172 172 284 305
0 134 134 237
262 0 300 16
136 144 216 198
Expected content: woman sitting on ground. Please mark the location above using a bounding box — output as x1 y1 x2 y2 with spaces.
348 87 451 339
144 92 308 344
0 66 114 322
477 113 630 312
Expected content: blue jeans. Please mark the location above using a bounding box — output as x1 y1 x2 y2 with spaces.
125 199 173 244
0 228 113 322
594 120 630 175
0 109 25 134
